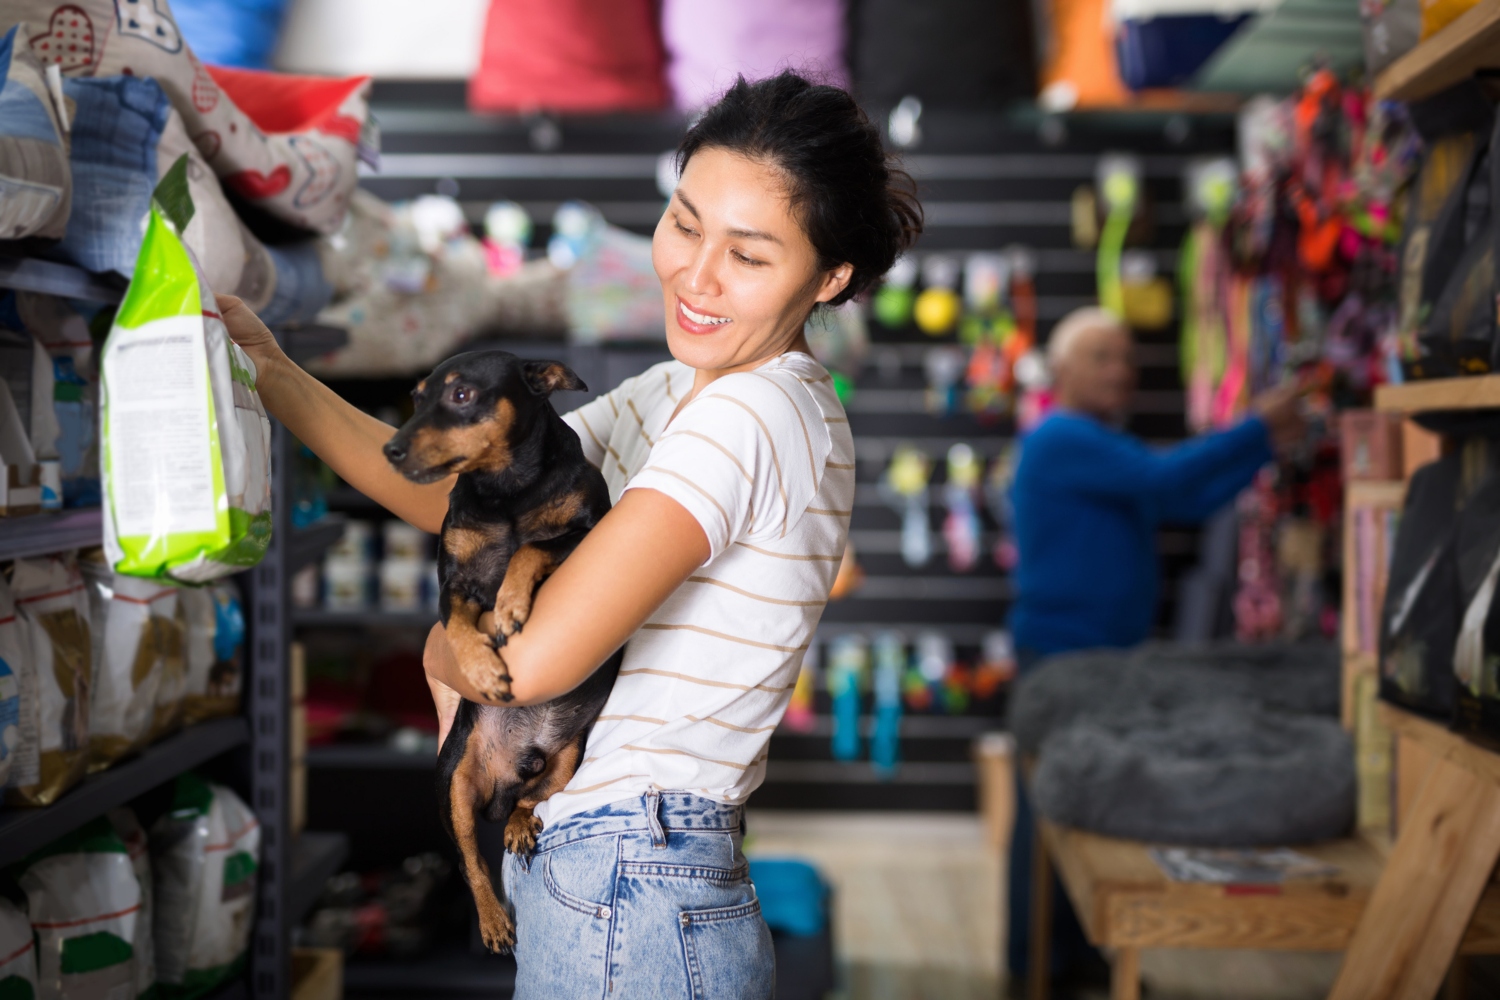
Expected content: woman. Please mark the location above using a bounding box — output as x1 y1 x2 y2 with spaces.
222 72 920 996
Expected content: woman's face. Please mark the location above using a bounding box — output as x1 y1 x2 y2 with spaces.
653 147 851 373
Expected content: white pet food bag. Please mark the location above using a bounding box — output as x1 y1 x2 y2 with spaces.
0 895 37 999
108 809 156 1000
100 155 272 584
79 551 172 769
0 571 30 789
9 554 90 806
178 582 241 725
19 817 141 1000
152 774 259 996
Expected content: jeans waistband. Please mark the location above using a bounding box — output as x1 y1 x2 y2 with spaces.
534 791 744 853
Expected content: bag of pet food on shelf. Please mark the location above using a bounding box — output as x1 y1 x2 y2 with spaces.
9 554 91 806
18 817 141 1000
0 0 372 235
152 773 259 998
79 550 176 769
0 572 30 790
0 895 37 998
109 808 157 1000
0 23 71 241
179 582 243 725
101 155 273 584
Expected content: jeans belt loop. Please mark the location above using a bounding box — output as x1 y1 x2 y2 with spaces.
646 789 666 848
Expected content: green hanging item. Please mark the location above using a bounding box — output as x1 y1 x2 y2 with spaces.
100 154 273 583
1095 154 1142 320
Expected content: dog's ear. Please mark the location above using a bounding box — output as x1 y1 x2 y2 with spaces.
522 360 587 396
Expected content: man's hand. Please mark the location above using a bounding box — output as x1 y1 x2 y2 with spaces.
216 294 288 391
424 624 464 751
1251 384 1305 455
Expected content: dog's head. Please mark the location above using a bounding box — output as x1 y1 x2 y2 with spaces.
383 351 586 484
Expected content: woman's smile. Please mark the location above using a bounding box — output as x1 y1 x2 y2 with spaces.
675 297 733 334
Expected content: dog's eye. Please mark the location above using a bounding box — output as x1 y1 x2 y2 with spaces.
451 387 472 405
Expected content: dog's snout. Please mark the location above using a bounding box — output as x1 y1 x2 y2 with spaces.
383 439 407 464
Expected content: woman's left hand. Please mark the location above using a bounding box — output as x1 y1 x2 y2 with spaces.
424 624 464 751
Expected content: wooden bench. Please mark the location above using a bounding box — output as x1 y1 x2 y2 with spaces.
1028 818 1500 1000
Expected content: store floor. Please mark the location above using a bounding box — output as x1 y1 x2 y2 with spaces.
743 810 1351 1000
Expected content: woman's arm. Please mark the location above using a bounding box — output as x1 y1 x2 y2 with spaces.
423 487 710 713
218 295 452 533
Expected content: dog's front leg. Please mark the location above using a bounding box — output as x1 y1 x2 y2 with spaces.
491 544 562 641
446 592 515 703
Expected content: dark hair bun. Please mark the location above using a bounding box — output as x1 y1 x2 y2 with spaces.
677 72 923 306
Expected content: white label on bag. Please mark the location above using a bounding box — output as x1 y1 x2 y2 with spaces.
105 316 217 536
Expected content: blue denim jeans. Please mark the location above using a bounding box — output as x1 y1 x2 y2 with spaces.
501 791 775 999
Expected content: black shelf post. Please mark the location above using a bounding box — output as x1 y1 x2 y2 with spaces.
249 419 292 999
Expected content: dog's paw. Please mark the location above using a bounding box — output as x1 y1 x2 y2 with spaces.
479 910 516 954
491 584 535 640
505 811 544 856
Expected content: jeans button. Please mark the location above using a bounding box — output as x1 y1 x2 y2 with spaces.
598 905 612 918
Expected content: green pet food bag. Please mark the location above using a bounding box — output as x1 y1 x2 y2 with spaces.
151 773 259 999
17 817 141 1000
101 155 272 583
0 896 37 1000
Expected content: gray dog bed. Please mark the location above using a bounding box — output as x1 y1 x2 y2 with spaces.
1030 702 1355 846
1008 641 1341 759
1012 642 1352 846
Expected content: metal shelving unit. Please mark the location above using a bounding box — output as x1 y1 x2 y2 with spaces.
0 254 349 999
0 718 249 867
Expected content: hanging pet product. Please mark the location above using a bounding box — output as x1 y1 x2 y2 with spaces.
913 631 957 714
100 156 273 583
882 445 933 568
984 446 1021 571
873 255 918 329
481 200 532 277
827 634 868 762
871 631 904 778
1179 158 1237 432
924 346 968 418
1096 154 1142 320
961 253 1014 420
914 256 962 337
973 629 1016 712
784 642 819 734
942 444 984 573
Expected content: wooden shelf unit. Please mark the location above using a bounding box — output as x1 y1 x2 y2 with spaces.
1327 379 1500 1000
1374 0 1500 101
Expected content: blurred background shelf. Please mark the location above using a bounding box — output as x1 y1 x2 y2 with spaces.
288 831 351 924
0 508 103 562
0 717 249 868
0 254 125 304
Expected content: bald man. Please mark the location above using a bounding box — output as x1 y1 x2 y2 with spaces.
1010 307 1301 658
1004 308 1301 990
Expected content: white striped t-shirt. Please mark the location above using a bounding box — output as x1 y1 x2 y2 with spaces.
537 351 854 825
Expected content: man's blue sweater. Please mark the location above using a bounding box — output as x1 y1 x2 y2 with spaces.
1008 411 1274 656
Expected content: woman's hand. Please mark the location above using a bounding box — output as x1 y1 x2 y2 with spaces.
217 294 289 393
422 488 710 707
215 295 452 533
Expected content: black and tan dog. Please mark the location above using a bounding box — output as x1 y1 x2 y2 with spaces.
383 350 621 952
